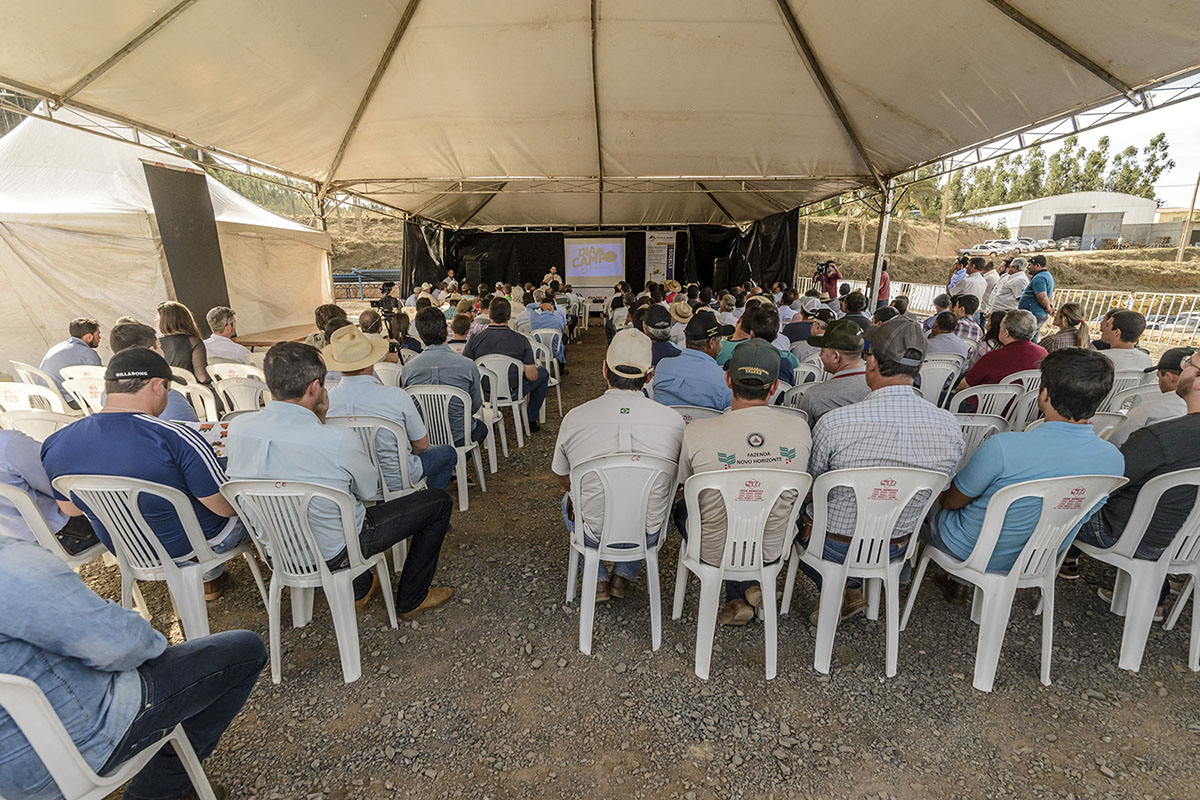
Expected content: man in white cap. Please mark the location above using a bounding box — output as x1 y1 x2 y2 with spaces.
552 329 685 602
324 325 458 492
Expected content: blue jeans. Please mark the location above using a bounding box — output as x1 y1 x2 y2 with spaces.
1031 313 1047 342
417 444 458 490
99 630 267 800
794 512 907 591
562 493 647 582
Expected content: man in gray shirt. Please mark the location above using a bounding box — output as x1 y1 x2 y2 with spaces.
797 319 870 427
39 317 102 400
403 307 486 446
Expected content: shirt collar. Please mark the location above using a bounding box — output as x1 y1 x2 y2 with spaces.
424 343 452 352
603 388 646 397
264 400 322 422
67 336 88 346
869 384 917 399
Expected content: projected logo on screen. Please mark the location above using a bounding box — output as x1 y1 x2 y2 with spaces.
565 239 625 280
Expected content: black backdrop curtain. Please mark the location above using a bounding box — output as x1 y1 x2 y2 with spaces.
682 208 798 289
443 231 563 288
403 221 444 295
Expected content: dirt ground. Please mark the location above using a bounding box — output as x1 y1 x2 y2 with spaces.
82 324 1200 800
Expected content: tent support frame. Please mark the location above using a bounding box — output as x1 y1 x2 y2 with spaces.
868 179 895 307
589 0 604 226
696 182 737 224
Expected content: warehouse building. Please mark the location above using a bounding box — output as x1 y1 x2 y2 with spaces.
956 191 1160 249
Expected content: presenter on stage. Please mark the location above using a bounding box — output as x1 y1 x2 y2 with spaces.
542 266 561 285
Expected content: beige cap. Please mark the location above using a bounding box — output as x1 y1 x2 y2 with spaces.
606 328 653 378
321 324 390 372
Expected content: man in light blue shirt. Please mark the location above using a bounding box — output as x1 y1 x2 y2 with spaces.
529 288 568 365
323 326 456 492
0 429 99 553
651 310 734 410
39 317 102 400
0 536 265 800
403 308 488 446
225 341 455 617
925 349 1124 581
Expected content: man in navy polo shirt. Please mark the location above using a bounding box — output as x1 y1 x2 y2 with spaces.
463 297 550 433
41 348 245 598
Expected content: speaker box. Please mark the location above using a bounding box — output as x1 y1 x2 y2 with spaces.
713 257 731 291
465 260 482 289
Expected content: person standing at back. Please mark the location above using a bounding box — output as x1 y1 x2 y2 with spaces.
990 257 1029 314
949 257 987 304
979 260 1000 314
1018 255 1054 340
39 317 102 400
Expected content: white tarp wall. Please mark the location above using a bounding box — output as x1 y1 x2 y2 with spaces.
0 0 1197 227
0 111 331 366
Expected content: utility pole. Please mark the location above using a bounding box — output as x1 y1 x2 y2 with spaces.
1176 169 1200 263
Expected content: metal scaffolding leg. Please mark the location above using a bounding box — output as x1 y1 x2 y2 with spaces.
868 179 895 307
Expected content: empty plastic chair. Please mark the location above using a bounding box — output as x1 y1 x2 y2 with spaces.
0 674 218 800
61 377 106 415
901 474 1128 691
408 387 489 512
0 409 78 441
221 479 399 684
673 468 813 680
215 377 270 414
51 475 268 640
475 355 530 448
57 364 106 381
531 340 563 420
0 381 70 414
9 361 72 408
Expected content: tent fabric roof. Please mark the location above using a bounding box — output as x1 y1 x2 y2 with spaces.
2 0 1198 227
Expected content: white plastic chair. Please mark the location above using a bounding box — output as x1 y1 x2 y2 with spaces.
373 360 403 388
946 383 1023 416
51 475 268 640
769 405 808 424
214 377 270 414
917 363 959 407
0 483 107 570
531 340 563 420
244 351 267 368
0 381 69 414
475 355 530 449
565 454 677 655
531 327 564 365
207 362 266 382
793 364 824 384
0 409 78 441
1090 411 1126 441
398 348 420 365
0 674 217 800
57 364 106 381
177 383 219 422
1102 383 1162 414
406 387 488 512
780 384 812 408
447 341 468 354
1099 370 1151 409
924 352 966 370
61 377 106 415
513 317 532 336
669 405 725 425
781 467 949 677
1006 387 1043 430
901 474 1128 691
221 479 398 684
954 413 1009 471
171 366 199 386
673 468 812 680
1076 467 1200 672
1000 369 1043 393
325 414 427 572
10 361 73 409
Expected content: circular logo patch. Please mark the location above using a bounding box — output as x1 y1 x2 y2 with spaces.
746 432 765 448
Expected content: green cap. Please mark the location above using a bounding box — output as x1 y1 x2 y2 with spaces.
807 318 864 352
728 338 780 388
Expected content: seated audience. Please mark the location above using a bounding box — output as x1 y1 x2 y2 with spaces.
389 311 423 354
924 349 1123 598
449 313 472 345
553 330 685 601
359 307 388 339
203 306 251 364
1107 347 1193 447
643 304 681 367
463 298 549 433
109 321 200 423
226 342 454 616
783 296 823 343
668 300 693 347
922 293 952 333
797 320 870 427
325 326 456 492
967 310 1006 369
840 291 872 332
304 303 348 350
790 310 835 363
40 317 102 401
1098 310 1153 372
404 307 489 447
157 301 214 385
41 348 245 597
716 294 738 327
798 316 964 621
1040 302 1090 354
0 428 100 554
0 537 266 800
957 310 1047 390
469 295 494 338
676 339 813 624
716 305 797 383
651 311 735 411
529 288 568 367
951 294 983 343
925 311 972 360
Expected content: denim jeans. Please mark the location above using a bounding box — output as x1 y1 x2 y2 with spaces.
561 493 648 583
326 489 453 612
417 444 458 490
794 515 907 591
99 631 267 800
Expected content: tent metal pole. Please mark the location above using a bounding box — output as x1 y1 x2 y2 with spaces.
981 0 1142 105
773 0 886 193
868 179 895 307
458 183 508 228
58 0 199 105
696 182 736 224
589 0 604 226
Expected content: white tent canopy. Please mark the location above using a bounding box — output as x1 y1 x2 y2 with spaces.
1 1 1199 227
0 109 331 366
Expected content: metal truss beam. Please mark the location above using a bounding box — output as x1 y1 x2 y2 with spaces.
334 176 870 195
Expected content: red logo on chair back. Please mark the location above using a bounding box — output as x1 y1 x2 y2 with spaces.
737 479 764 503
273 481 288 488
1055 486 1087 510
869 479 899 501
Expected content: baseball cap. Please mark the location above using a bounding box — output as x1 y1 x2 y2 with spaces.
1009 256 1027 270
807 318 865 351
799 296 824 315
863 316 926 367
684 310 735 341
643 304 672 331
1145 346 1194 373
728 338 780 388
104 347 185 384
606 328 653 378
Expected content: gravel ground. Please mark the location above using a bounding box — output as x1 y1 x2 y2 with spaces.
83 325 1200 800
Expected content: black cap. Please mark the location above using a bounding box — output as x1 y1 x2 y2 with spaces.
1145 347 1195 373
684 310 734 341
104 347 185 385
643 304 672 331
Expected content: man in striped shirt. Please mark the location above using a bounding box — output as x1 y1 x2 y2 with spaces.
40 348 246 599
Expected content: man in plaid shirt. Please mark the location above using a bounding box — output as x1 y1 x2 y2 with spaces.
952 294 983 342
796 316 965 623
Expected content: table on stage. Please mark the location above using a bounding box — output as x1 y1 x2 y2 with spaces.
233 324 316 349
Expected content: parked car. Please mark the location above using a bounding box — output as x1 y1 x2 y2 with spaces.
1161 313 1200 335
1057 236 1081 250
1035 239 1056 250
1016 237 1037 252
